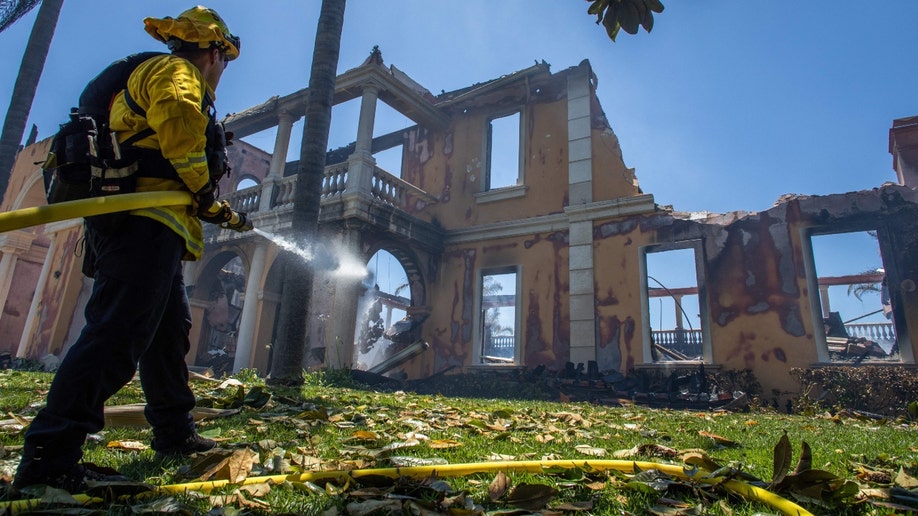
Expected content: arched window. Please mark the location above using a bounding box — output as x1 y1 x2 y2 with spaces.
236 177 258 191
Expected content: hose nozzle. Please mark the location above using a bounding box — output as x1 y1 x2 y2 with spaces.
224 210 253 232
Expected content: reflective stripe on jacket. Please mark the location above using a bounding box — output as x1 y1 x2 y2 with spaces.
109 53 215 259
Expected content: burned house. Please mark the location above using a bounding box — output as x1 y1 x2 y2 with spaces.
2 50 917 399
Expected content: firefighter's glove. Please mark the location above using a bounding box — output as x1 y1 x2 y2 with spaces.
193 182 217 217
222 209 253 232
198 199 234 225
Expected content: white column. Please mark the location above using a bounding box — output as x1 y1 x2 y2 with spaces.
566 65 597 368
346 85 380 196
16 238 57 358
260 111 296 211
270 111 295 177
354 85 378 156
233 242 268 372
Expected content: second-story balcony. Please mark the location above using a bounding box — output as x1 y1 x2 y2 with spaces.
205 163 444 254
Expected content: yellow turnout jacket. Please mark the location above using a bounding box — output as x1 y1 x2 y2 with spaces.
109 53 215 260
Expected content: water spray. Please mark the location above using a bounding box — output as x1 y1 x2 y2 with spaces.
252 228 367 280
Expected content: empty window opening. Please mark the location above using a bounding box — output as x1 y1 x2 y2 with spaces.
809 230 899 363
479 269 519 364
354 250 409 371
486 112 521 190
644 246 705 362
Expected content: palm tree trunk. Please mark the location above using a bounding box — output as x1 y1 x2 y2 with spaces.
269 0 346 385
0 0 64 198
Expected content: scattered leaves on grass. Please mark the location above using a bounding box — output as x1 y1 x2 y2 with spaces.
4 370 918 515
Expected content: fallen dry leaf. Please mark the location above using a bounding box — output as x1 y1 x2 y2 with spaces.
698 430 738 447
106 440 148 452
489 470 511 501
239 482 272 497
506 483 558 511
574 444 607 457
348 430 380 441
428 439 462 449
896 467 918 488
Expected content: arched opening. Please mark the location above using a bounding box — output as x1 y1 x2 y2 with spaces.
192 252 246 375
352 245 427 373
236 176 259 191
354 249 408 371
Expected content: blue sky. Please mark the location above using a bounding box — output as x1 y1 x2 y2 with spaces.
2 1 915 329
3 2 917 214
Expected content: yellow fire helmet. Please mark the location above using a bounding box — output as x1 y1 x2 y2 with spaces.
144 5 240 61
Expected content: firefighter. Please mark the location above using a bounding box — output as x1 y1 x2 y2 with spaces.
14 6 251 493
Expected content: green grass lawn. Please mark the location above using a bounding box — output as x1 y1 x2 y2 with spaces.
1 367 916 515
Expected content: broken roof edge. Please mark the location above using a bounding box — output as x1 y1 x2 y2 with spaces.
667 183 918 226
343 46 438 102
435 60 554 107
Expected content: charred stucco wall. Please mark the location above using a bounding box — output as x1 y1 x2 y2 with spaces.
593 184 918 396
0 140 50 213
589 95 640 201
403 96 571 226
401 65 638 230
424 230 571 376
0 256 42 355
30 225 84 357
0 138 87 360
404 64 651 377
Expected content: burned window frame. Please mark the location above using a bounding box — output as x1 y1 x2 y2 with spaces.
479 109 525 197
639 241 713 364
801 224 911 364
473 265 522 366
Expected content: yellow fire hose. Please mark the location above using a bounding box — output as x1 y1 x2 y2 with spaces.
0 191 193 234
1 460 813 515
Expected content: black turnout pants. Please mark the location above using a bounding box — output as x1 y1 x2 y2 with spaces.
23 215 197 467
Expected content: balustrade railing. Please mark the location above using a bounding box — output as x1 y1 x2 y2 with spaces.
221 162 436 216
845 322 896 341
647 323 896 361
322 163 348 199
482 334 515 362
371 166 438 207
223 185 260 213
651 329 703 359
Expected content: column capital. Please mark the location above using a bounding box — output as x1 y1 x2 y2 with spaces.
360 81 383 96
276 109 296 125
